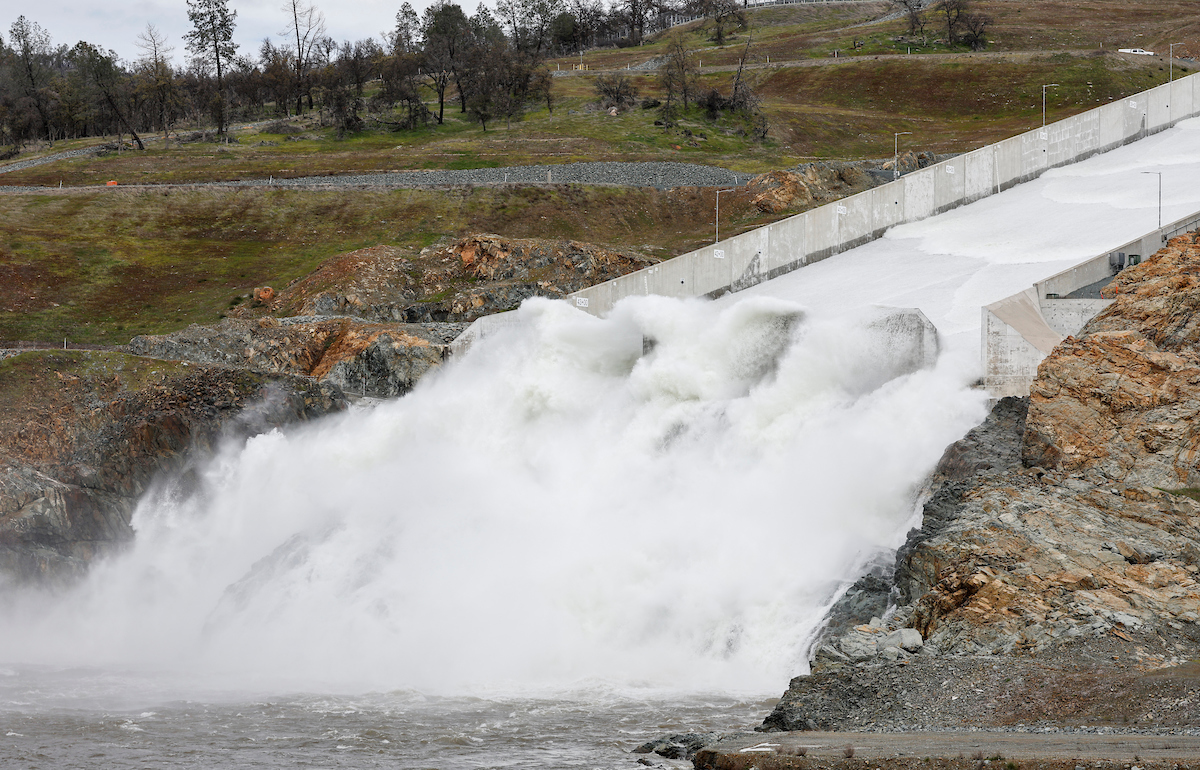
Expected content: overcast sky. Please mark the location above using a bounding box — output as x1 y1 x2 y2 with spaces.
7 0 468 66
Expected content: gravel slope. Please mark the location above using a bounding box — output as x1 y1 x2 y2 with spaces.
0 160 748 191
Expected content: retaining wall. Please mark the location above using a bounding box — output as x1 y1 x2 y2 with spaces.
982 207 1200 398
566 72 1200 316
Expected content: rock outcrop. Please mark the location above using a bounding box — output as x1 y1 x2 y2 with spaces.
129 316 466 398
269 237 660 324
747 171 814 213
0 351 345 585
745 154 942 216
764 232 1200 732
1024 234 1200 488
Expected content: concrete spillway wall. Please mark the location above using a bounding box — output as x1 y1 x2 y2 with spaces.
566 72 1200 316
982 207 1200 398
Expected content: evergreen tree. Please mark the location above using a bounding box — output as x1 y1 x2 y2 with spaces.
184 0 238 134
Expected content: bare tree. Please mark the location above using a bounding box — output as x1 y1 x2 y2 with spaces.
935 0 968 45
658 30 698 121
692 0 744 46
959 12 992 51
889 0 927 40
281 0 326 114
593 72 639 110
136 24 177 145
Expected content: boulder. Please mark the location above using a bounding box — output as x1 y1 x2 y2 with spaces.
746 171 812 213
129 317 467 398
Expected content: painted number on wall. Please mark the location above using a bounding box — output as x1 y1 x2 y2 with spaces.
714 249 725 259
575 297 589 307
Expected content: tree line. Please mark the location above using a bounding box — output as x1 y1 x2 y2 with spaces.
890 0 993 51
0 0 748 150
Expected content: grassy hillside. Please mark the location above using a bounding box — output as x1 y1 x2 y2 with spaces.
1 0 1197 346
0 51 1184 186
0 185 773 344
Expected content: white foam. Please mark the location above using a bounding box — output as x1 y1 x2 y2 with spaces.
0 297 985 697
731 116 1200 368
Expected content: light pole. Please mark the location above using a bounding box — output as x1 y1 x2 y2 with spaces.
1042 83 1059 128
1142 171 1162 230
715 188 736 243
894 131 911 180
1170 43 1182 81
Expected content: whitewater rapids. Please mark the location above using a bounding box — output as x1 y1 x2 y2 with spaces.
0 295 985 698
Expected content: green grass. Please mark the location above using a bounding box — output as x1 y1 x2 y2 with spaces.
0 184 772 345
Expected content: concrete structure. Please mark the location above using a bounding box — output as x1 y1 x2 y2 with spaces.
453 72 1200 367
564 72 1200 316
981 207 1200 398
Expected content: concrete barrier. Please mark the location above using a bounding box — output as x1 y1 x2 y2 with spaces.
452 73 1200 357
982 206 1200 398
566 71 1200 315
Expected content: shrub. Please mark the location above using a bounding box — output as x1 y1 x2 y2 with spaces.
593 73 640 111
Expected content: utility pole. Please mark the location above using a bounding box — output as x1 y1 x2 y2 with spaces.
1042 83 1059 128
894 132 912 180
1170 43 1182 81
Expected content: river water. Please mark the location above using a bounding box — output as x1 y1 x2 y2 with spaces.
0 666 772 768
0 296 986 768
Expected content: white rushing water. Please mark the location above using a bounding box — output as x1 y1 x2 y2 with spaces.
6 106 1200 770
0 297 985 700
729 117 1200 364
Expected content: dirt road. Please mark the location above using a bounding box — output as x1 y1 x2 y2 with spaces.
696 731 1200 768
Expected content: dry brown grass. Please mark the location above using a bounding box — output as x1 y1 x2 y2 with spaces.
0 184 772 345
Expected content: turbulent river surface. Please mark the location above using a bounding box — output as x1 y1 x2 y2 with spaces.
0 296 987 768
0 668 770 769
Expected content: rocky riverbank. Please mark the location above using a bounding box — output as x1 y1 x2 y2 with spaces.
0 231 666 585
0 351 345 585
759 231 1200 736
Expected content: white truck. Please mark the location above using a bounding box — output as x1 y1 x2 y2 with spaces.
1118 48 1155 55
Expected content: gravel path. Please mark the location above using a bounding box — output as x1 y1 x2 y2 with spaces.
227 161 747 189
0 160 749 192
703 731 1200 762
0 146 103 175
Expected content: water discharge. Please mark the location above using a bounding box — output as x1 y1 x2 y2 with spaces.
0 295 985 701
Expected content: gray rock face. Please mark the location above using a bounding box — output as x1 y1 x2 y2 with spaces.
129 317 467 398
881 628 923 652
0 355 346 586
632 732 741 760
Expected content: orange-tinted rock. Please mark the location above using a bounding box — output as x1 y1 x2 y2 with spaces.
746 170 812 213
1024 233 1200 488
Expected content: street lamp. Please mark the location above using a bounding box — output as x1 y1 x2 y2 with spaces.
1042 83 1059 128
894 131 912 180
715 188 737 243
1141 171 1162 230
1170 43 1183 82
